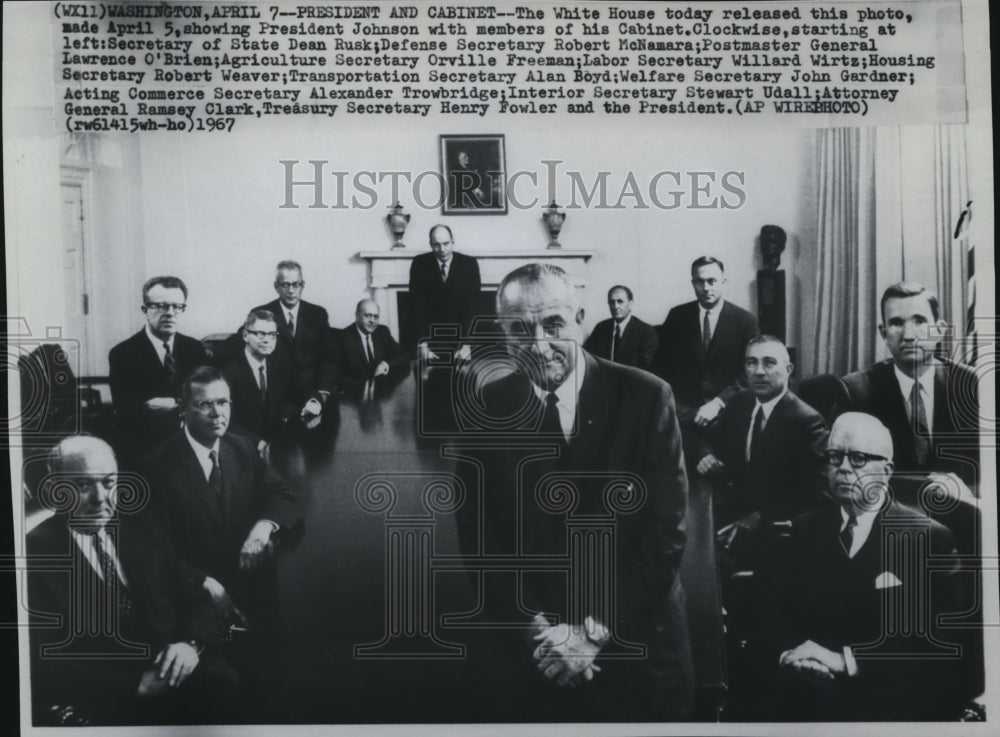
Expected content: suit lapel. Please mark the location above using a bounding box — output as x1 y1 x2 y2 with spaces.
876 364 916 465
177 437 225 529
566 354 609 469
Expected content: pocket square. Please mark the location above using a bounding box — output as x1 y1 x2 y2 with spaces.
875 571 903 589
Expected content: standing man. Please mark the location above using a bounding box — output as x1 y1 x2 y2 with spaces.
251 260 336 402
28 436 237 725
331 299 409 388
109 276 210 465
583 285 658 371
455 263 693 721
408 225 482 361
653 257 759 434
761 412 971 720
844 282 979 490
696 335 829 531
219 309 323 452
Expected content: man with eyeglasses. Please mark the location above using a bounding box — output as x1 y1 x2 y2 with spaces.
220 309 324 454
27 436 238 725
758 411 970 720
145 366 300 718
109 276 210 466
249 260 336 404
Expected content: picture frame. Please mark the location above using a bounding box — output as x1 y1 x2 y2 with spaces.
439 134 507 215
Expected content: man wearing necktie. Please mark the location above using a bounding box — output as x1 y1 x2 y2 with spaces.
757 412 974 720
843 282 980 495
246 261 337 406
695 336 828 539
27 436 237 725
651 257 759 445
331 299 409 390
582 285 658 371
407 224 482 362
109 276 210 466
454 263 692 721
220 309 324 454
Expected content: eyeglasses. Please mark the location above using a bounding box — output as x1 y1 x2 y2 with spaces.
145 302 187 313
823 450 889 468
276 281 304 289
191 398 231 413
246 330 278 339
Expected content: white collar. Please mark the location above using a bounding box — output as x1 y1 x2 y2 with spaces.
244 347 267 372
840 500 883 557
184 425 220 465
613 314 632 333
530 348 586 436
893 362 935 396
753 388 788 420
700 300 725 318
145 324 173 350
356 326 374 342
283 302 300 320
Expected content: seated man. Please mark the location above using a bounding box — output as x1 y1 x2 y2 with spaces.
758 412 974 720
331 299 409 389
219 309 322 454
583 285 658 371
108 276 210 465
27 436 236 726
696 335 828 536
844 281 980 494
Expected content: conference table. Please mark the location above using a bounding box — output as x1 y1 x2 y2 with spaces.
270 364 725 723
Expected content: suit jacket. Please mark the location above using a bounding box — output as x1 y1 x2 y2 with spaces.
843 359 980 487
455 352 693 719
331 324 409 387
408 251 482 346
108 330 210 458
146 430 300 605
220 351 301 442
252 299 336 397
583 316 658 371
27 512 217 723
703 389 829 523
653 300 759 415
763 499 972 720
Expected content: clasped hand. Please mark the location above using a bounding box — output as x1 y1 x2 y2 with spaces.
531 614 603 687
779 639 847 682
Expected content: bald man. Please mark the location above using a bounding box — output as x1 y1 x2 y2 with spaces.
761 412 971 720
331 299 409 388
454 263 692 721
696 335 828 531
27 436 236 725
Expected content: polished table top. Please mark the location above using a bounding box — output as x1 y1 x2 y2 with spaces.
273 365 724 722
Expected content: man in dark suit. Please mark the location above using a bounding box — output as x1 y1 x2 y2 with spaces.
758 412 973 720
332 299 409 388
408 224 482 361
652 256 759 434
697 335 829 531
583 285 658 371
27 436 237 725
219 309 323 453
843 282 980 492
146 366 300 623
455 263 693 721
250 260 336 401
109 276 210 465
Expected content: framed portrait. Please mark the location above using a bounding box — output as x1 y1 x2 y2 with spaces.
439 134 507 215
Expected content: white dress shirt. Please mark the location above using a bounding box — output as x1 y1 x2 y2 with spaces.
700 300 725 344
70 525 129 586
745 388 787 461
530 349 586 440
893 363 936 434
184 425 221 482
145 324 174 367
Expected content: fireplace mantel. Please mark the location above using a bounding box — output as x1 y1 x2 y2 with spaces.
358 249 594 338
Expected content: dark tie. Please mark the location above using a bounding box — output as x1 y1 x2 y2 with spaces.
208 449 222 495
748 407 765 461
287 313 295 338
365 334 375 366
611 323 622 362
90 531 133 616
541 392 563 438
258 364 267 402
163 341 176 381
840 514 858 556
440 262 447 282
909 381 931 468
702 311 712 352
